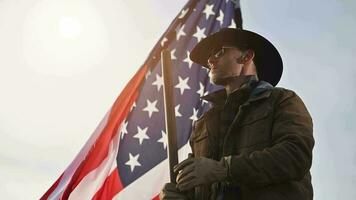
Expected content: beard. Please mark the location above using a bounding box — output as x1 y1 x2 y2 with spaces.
208 70 241 86
210 76 236 86
209 72 252 87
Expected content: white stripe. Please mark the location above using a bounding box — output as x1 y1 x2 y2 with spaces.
48 110 110 200
113 142 192 200
68 131 120 200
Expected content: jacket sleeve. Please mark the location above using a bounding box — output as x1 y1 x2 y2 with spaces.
227 89 314 188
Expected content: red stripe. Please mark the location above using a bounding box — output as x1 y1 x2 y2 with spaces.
40 173 64 200
92 169 123 200
61 65 148 199
152 195 160 200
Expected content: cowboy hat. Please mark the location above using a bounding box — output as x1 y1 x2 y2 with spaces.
190 28 283 86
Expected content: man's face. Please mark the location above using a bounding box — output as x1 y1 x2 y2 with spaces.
207 46 245 86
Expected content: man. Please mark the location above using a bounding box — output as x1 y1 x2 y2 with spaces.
160 28 314 200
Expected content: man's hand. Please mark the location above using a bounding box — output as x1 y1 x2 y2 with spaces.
173 157 228 191
159 183 188 200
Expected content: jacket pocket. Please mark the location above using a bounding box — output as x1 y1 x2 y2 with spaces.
239 110 269 126
235 110 272 149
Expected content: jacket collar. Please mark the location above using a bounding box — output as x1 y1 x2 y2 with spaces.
201 80 274 106
247 81 273 103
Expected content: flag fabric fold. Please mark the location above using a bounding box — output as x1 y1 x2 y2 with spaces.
41 0 242 199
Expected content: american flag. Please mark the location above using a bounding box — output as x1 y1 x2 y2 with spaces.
41 0 242 199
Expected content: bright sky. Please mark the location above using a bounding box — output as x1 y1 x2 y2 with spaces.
0 0 355 199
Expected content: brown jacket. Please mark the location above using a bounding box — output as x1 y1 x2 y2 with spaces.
189 81 314 200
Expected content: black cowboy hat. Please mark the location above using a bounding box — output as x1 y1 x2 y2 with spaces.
190 28 283 86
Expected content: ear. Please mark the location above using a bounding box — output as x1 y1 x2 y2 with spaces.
243 49 255 63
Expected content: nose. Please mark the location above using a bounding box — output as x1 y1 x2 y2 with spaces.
207 56 218 68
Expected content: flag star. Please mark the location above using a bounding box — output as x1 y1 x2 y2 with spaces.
152 74 163 91
175 76 191 95
217 10 224 26
161 37 168 47
125 153 141 172
130 102 136 111
143 99 159 118
228 19 236 28
171 48 177 60
202 91 209 105
175 24 186 41
120 120 128 139
178 8 189 19
175 104 182 117
157 130 168 149
134 126 150 145
203 4 215 20
197 82 205 97
193 26 206 42
190 108 199 122
183 51 193 68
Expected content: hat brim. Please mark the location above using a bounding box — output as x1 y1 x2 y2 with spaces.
190 28 283 86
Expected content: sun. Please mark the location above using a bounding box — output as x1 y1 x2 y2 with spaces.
22 0 110 77
58 16 81 39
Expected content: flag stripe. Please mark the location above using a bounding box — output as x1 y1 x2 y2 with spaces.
62 65 148 199
45 111 111 200
40 174 63 200
42 65 148 199
92 169 122 200
68 133 120 199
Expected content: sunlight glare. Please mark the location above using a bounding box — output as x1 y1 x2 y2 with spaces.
22 0 110 77
58 16 81 39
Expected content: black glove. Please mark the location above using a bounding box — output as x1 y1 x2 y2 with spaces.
159 183 188 200
174 156 229 191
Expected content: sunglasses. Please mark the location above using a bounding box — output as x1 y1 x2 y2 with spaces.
209 46 239 59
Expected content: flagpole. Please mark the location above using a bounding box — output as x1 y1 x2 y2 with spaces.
161 50 179 183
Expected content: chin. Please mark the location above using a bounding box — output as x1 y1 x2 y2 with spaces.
210 77 228 86
209 74 220 84
210 74 239 86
